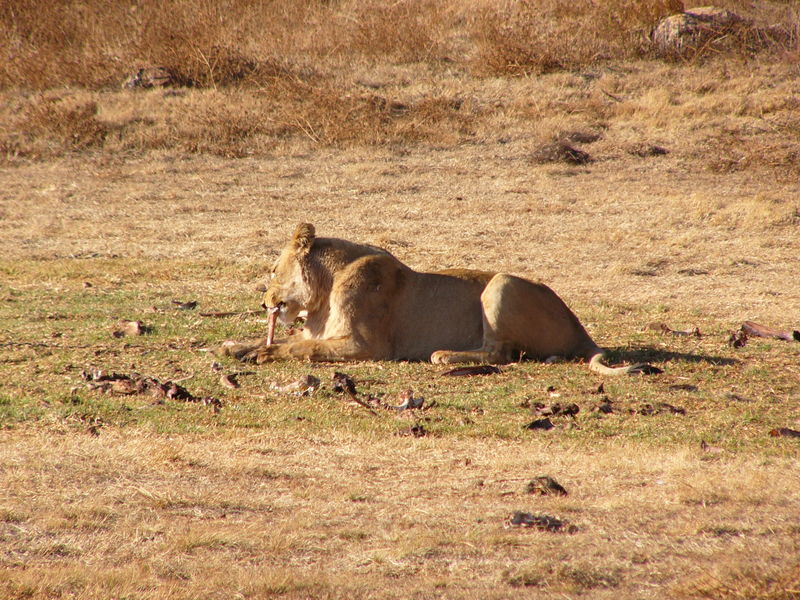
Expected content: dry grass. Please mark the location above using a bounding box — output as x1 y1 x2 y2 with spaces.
471 0 679 75
2 142 800 598
1 0 799 172
3 0 796 89
1 1 800 599
2 430 799 599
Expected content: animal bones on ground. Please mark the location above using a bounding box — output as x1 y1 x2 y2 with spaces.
266 306 280 347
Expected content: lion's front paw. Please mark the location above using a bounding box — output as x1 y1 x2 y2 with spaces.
216 341 262 362
254 345 279 364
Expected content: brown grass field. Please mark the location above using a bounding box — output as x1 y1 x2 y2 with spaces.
1 1 800 598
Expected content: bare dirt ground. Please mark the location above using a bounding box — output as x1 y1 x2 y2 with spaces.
3 136 798 318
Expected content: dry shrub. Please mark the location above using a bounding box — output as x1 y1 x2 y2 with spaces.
654 6 800 63
531 140 592 165
15 94 110 156
0 0 313 89
339 0 454 62
0 0 125 88
95 82 473 157
471 0 799 75
0 0 454 91
267 86 471 147
472 0 681 76
173 99 272 158
2 0 796 91
127 1 323 89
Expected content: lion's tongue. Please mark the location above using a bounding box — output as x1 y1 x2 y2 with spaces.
266 307 279 347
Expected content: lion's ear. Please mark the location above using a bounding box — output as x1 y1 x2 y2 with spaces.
291 223 315 256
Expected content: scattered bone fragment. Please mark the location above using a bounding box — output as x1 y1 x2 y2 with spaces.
264 305 281 346
524 418 554 431
332 372 378 414
199 310 264 317
526 476 568 496
112 320 146 338
769 428 800 438
219 374 240 389
390 389 424 411
741 321 800 342
644 322 702 337
636 402 686 416
533 402 579 418
271 375 321 396
505 512 576 533
593 398 615 414
172 300 198 310
700 440 724 454
728 330 748 348
396 424 427 437
83 369 221 411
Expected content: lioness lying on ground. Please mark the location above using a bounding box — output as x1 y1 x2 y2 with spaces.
220 223 654 375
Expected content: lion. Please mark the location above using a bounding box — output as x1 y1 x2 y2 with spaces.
220 223 656 375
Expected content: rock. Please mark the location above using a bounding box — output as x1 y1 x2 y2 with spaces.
652 6 746 57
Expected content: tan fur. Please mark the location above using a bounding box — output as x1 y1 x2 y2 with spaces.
220 223 652 374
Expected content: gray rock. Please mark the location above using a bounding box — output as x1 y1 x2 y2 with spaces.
652 6 746 56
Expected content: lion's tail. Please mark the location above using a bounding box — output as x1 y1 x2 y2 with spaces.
587 351 661 376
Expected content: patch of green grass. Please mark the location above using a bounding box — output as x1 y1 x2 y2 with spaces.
0 260 798 459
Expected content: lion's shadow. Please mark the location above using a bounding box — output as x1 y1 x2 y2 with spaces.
601 346 737 368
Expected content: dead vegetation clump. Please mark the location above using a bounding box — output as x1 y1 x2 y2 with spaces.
472 0 683 76
3 0 798 91
2 81 476 158
531 140 592 165
474 0 798 75
0 0 315 89
10 94 111 157
0 0 798 163
334 0 455 63
0 0 454 91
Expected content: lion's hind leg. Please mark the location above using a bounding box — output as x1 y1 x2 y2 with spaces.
430 273 596 366
430 303 513 365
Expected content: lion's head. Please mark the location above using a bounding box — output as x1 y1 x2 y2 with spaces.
262 223 316 325
261 222 395 327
